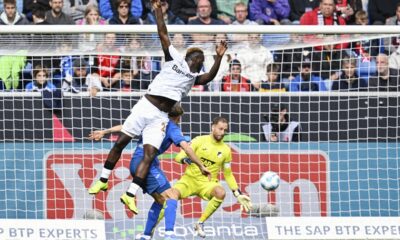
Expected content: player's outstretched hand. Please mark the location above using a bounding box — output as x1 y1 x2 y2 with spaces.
88 130 105 141
237 194 253 213
151 0 161 9
215 40 228 57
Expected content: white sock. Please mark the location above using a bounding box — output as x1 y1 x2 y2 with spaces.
100 168 112 180
165 230 174 236
127 182 140 195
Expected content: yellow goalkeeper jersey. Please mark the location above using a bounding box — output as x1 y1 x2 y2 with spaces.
175 135 239 190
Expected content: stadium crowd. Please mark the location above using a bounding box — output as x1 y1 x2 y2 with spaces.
0 0 400 93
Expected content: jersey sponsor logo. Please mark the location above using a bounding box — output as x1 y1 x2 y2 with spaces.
217 151 222 158
200 157 216 167
172 64 195 80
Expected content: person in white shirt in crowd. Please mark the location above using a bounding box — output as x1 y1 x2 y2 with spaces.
262 103 301 142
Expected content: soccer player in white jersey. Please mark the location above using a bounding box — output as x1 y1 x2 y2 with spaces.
88 0 228 214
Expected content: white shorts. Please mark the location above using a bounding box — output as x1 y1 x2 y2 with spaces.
121 97 169 149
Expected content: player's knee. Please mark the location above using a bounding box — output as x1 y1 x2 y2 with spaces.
164 188 180 200
155 195 165 205
214 187 226 200
143 146 157 164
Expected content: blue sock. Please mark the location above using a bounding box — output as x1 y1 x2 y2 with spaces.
144 202 163 236
165 199 178 232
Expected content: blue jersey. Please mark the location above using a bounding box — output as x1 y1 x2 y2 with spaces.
133 120 186 166
130 120 187 194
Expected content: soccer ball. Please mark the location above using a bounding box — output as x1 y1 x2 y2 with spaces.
260 171 280 191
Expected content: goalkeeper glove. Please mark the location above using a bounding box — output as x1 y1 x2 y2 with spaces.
180 157 192 165
233 189 252 212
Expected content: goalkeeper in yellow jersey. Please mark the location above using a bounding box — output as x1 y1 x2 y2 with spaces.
139 116 252 239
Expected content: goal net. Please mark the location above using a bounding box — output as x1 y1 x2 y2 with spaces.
0 25 399 240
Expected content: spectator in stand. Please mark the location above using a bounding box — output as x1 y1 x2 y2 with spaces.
25 65 56 92
0 53 27 90
99 0 142 20
384 4 400 54
273 35 309 84
77 5 107 51
234 33 274 88
215 0 249 24
259 63 286 92
32 7 49 24
170 0 218 24
389 44 400 69
289 54 327 91
221 59 254 92
262 103 301 142
62 58 102 96
369 0 400 25
232 2 257 25
108 0 140 24
45 0 75 24
300 0 349 50
203 33 231 92
288 0 319 24
229 2 257 43
62 0 98 21
312 38 350 81
23 1 51 21
332 57 368 91
188 0 224 46
300 0 346 26
145 0 184 25
76 4 107 24
335 0 363 24
94 33 121 90
0 0 30 25
119 66 133 92
369 53 400 91
249 0 291 25
132 56 156 91
351 10 379 79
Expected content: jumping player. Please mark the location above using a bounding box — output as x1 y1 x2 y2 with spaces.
88 0 228 214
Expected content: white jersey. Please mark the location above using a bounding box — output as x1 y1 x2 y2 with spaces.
263 121 299 142
147 45 200 101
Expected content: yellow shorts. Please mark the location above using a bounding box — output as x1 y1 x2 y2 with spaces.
173 175 221 201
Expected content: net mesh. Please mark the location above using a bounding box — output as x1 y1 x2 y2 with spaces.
0 28 399 240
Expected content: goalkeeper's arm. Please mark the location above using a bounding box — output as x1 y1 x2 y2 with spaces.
176 141 211 178
88 125 122 141
223 163 252 212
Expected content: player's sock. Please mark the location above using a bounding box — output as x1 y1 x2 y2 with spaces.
164 199 178 232
99 167 112 183
126 182 140 197
144 202 163 236
199 197 223 223
126 177 145 197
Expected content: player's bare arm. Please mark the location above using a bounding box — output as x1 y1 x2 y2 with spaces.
152 0 172 61
196 40 228 85
88 125 122 141
180 141 211 179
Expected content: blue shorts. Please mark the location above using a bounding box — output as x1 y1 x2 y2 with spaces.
130 152 171 195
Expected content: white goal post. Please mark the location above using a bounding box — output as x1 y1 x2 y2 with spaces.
0 25 399 240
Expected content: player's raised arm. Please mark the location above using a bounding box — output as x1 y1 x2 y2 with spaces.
152 0 172 60
196 40 228 85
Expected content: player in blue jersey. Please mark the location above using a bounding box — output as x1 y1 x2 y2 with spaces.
89 104 210 240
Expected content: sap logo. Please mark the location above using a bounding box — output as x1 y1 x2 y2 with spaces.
157 224 259 238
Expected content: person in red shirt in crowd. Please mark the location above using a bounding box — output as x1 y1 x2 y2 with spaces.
221 59 254 92
300 0 349 49
94 33 121 90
